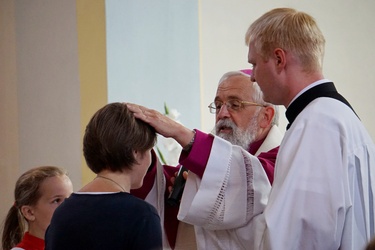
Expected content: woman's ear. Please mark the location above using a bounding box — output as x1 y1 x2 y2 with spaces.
133 149 143 163
259 106 275 128
20 205 35 222
133 149 139 158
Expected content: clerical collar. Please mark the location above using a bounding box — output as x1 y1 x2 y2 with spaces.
285 82 358 130
287 79 330 107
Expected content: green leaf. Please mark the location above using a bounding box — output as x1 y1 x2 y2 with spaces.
156 146 167 165
164 102 169 115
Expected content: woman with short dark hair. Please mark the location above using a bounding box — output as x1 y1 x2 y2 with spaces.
45 102 162 250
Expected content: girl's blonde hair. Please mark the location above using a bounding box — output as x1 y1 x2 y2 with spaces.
1 166 67 250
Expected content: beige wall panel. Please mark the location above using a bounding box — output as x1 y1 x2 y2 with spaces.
76 0 108 186
0 0 20 226
14 0 82 189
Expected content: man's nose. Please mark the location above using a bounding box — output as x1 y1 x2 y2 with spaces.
250 74 256 82
217 104 230 119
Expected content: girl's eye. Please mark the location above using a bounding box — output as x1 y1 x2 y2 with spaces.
52 198 62 204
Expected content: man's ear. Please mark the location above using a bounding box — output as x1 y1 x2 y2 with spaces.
20 205 35 222
274 48 286 72
259 106 275 128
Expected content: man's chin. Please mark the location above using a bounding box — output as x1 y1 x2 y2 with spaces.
217 132 234 142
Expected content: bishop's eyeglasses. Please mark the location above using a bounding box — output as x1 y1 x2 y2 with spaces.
208 99 265 114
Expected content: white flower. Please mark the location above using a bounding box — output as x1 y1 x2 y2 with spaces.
165 109 181 122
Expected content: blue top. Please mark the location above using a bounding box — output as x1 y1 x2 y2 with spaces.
45 192 162 250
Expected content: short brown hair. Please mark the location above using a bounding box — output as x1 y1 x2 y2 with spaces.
83 102 156 173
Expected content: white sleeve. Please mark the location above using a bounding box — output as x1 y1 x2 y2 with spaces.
178 136 271 230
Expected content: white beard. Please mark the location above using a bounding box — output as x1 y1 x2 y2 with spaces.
214 115 259 150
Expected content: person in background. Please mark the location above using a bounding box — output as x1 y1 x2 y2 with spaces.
129 69 283 249
1 166 73 250
45 102 162 250
245 7 375 249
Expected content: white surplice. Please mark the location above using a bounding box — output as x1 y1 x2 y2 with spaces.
178 138 272 249
262 98 375 250
178 98 375 250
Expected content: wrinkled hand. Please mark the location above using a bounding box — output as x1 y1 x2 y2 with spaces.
126 103 195 148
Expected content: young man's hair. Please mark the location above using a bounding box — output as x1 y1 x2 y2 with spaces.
245 8 325 73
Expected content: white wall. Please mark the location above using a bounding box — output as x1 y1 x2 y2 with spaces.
106 0 201 132
199 0 375 139
105 0 201 163
106 1 375 141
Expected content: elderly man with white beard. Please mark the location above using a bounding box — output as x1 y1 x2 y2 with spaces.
212 70 282 184
130 69 283 249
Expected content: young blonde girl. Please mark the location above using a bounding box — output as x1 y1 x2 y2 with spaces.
1 166 73 250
